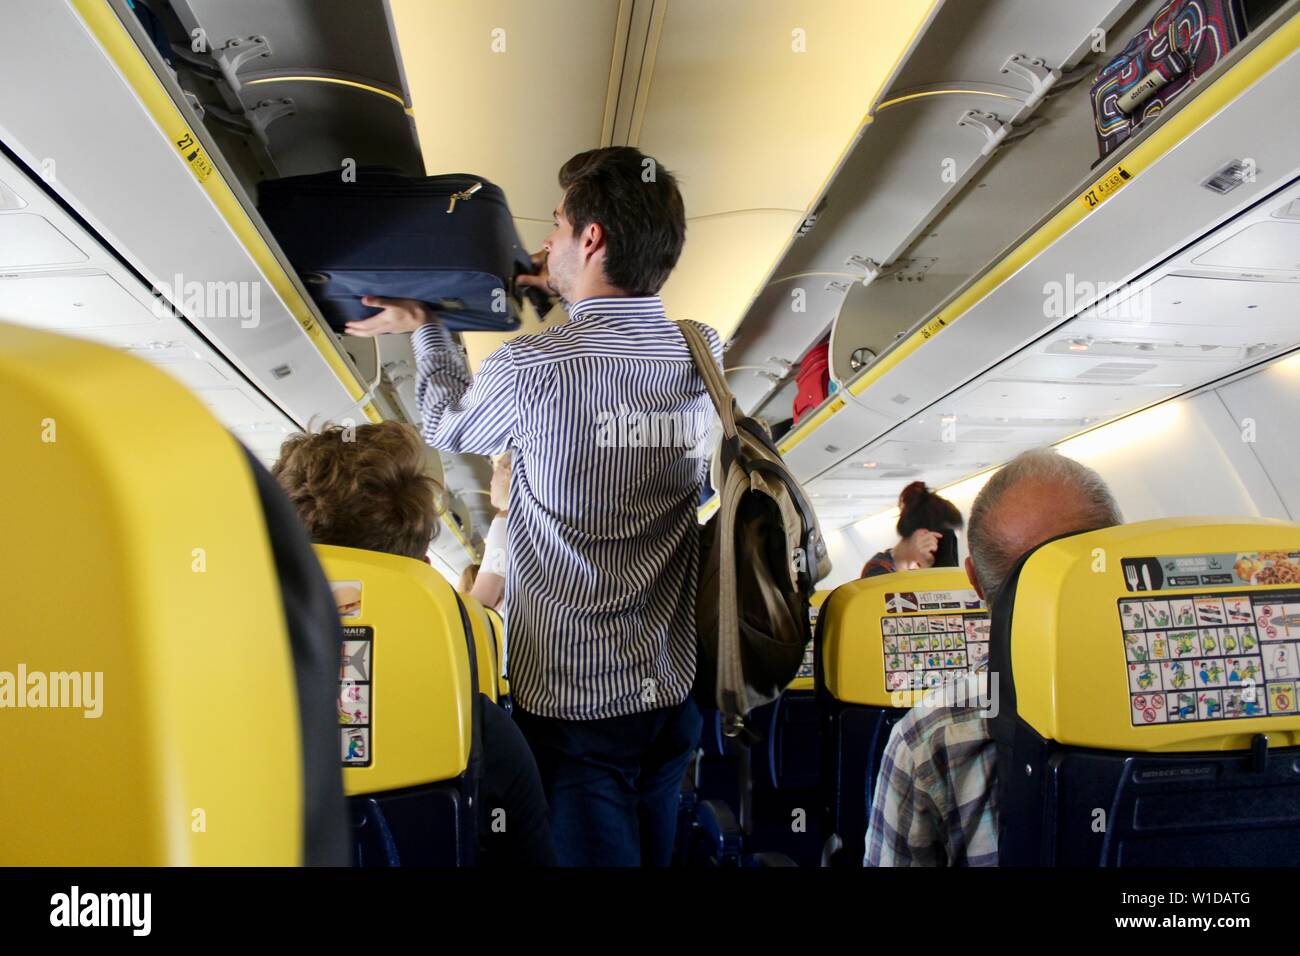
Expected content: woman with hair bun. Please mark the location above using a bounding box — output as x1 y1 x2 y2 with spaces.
860 481 963 578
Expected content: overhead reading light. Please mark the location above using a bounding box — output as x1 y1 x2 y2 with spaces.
1068 338 1090 352
863 461 878 469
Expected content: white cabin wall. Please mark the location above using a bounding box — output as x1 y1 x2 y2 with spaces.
821 355 1300 591
1216 353 1300 520
822 524 874 588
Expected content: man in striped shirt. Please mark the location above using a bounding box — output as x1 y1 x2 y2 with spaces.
864 449 1121 866
346 147 721 866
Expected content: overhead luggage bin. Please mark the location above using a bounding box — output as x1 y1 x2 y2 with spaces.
0 0 388 428
724 0 1141 416
0 141 301 467
157 0 423 178
0 0 484 561
782 5 1300 529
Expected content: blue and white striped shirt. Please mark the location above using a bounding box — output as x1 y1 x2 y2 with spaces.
412 296 723 720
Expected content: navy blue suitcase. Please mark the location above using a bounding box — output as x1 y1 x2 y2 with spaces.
257 168 538 333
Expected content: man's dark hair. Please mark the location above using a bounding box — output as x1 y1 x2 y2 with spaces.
558 146 686 296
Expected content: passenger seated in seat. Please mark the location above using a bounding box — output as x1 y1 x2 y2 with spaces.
864 449 1121 866
458 563 481 595
861 482 963 578
473 453 511 611
274 421 556 866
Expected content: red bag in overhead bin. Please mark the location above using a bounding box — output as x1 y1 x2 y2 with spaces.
793 341 830 424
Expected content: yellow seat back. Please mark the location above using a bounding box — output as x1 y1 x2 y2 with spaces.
0 322 301 864
994 518 1300 865
313 545 474 796
484 606 509 698
462 595 500 705
1002 517 1300 750
819 568 988 707
789 590 832 692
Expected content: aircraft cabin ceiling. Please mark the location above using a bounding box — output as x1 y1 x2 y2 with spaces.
388 0 939 369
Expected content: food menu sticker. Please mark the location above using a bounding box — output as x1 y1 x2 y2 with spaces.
340 625 373 767
1119 589 1300 726
1121 551 1300 592
881 612 990 692
883 589 983 614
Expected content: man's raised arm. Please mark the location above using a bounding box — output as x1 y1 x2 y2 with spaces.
344 295 517 456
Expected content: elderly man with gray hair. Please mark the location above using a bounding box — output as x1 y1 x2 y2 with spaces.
864 448 1123 867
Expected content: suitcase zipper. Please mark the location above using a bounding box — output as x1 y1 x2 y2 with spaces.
447 182 483 214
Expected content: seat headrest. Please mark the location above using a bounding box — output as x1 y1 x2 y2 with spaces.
0 322 301 864
818 568 988 708
313 545 474 795
990 517 1300 752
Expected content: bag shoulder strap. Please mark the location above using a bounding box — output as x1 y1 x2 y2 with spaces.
676 321 737 441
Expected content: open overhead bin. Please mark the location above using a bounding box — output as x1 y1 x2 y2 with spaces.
724 0 1141 419
129 0 422 180
799 3 1300 529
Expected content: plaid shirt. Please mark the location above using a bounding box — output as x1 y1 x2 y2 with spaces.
864 705 999 866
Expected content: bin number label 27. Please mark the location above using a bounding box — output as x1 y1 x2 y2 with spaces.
1080 164 1133 211
174 130 215 184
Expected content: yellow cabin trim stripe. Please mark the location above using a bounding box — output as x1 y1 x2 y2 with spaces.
777 15 1300 456
69 0 382 425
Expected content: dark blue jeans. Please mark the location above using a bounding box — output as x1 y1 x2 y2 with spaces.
513 696 702 867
